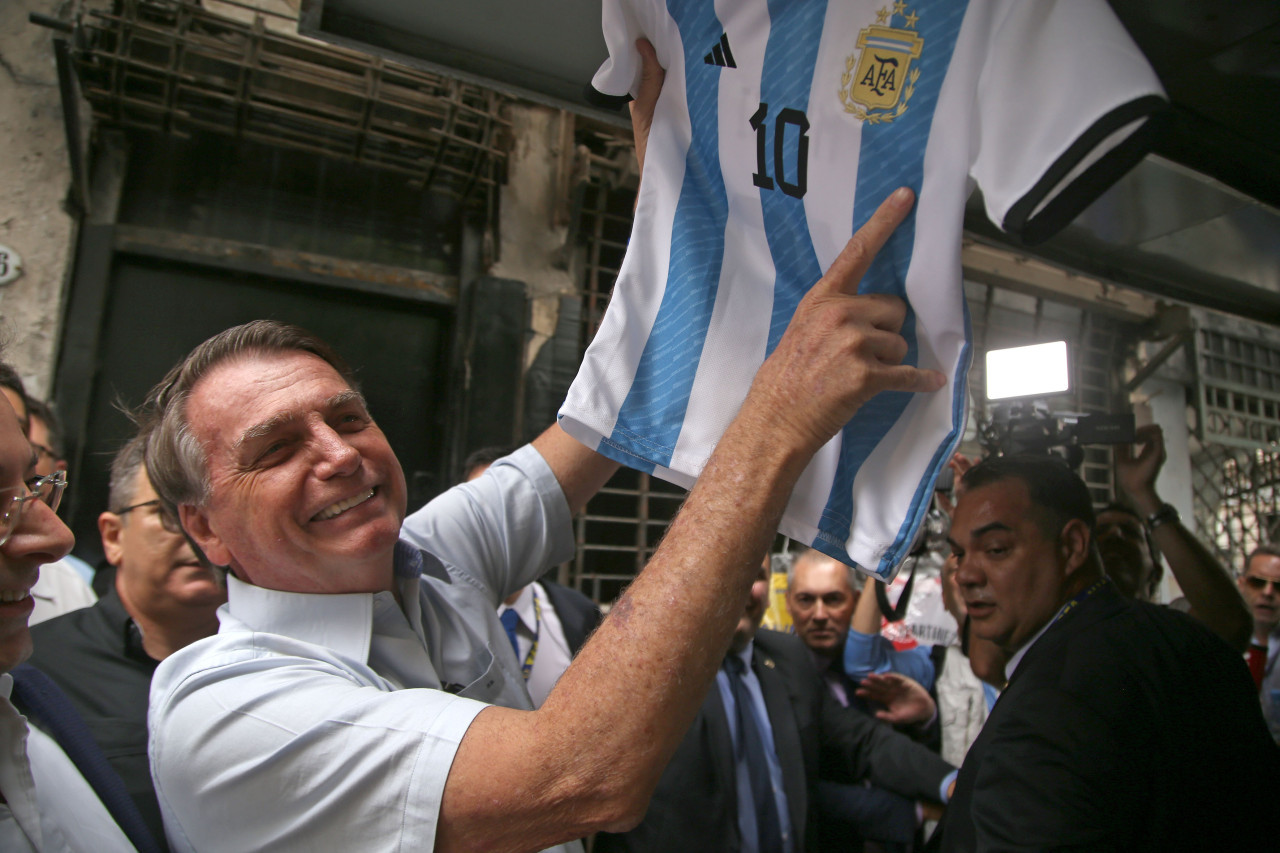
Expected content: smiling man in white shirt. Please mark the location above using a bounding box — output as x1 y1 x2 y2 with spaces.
143 180 942 852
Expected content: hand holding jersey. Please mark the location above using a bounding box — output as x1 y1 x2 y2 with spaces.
628 38 664 179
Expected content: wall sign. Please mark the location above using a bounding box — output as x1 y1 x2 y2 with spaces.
0 245 22 286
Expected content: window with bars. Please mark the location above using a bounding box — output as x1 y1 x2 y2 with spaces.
1192 446 1280 567
1189 320 1280 565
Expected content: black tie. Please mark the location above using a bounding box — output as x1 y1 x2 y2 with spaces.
724 654 784 853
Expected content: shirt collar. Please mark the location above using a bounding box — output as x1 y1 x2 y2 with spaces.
1003 612 1056 682
500 583 541 630
101 586 156 665
728 639 755 670
224 574 377 664
393 540 424 579
0 673 11 703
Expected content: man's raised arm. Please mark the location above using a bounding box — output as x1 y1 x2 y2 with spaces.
436 188 945 852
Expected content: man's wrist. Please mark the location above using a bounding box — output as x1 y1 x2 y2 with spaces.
1145 503 1180 531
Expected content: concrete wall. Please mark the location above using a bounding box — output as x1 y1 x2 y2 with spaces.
0 0 76 400
489 104 581 370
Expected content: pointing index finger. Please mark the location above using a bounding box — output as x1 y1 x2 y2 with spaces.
816 187 915 298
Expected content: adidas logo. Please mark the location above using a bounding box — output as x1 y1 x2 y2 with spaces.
703 33 736 68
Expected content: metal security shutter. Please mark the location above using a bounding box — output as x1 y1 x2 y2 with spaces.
1189 314 1280 563
560 169 691 605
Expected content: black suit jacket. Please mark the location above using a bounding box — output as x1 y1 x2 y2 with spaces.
597 629 954 853
539 577 602 655
936 583 1280 852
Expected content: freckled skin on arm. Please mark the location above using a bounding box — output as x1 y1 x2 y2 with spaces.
435 186 946 852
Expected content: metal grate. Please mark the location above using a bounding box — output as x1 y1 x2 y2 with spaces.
1195 327 1280 450
67 0 510 206
1191 443 1280 568
569 468 688 606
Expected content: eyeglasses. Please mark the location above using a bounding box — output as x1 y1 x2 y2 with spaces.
0 470 67 548
113 498 181 533
1243 575 1280 594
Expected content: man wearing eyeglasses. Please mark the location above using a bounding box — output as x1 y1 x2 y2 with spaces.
30 434 224 847
1239 545 1280 741
0 360 148 851
0 384 95 626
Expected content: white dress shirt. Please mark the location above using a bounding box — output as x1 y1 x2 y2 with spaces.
497 581 575 707
0 674 134 852
150 445 582 853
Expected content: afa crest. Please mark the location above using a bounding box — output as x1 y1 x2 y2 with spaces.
840 3 924 124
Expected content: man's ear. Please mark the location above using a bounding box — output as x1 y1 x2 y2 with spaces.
99 512 126 567
179 504 232 569
1059 518 1092 576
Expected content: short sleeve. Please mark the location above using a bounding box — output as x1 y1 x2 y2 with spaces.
587 0 644 108
150 643 489 852
399 444 574 604
971 0 1166 245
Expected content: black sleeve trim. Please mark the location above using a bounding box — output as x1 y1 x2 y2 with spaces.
583 85 634 111
1003 95 1169 246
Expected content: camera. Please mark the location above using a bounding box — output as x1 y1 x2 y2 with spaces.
978 341 1135 469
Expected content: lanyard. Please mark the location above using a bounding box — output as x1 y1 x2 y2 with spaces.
1051 578 1107 628
518 588 542 682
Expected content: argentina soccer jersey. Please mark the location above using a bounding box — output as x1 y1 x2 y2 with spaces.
560 0 1166 579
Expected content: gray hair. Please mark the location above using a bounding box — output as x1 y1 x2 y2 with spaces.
107 433 148 514
140 320 357 511
786 547 864 592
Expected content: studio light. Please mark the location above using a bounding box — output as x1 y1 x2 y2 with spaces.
985 341 1069 401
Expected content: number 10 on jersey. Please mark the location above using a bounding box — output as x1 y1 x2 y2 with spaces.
750 103 809 199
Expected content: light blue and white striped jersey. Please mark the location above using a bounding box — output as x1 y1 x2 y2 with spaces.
560 0 1164 578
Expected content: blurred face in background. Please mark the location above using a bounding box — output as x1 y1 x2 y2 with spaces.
1239 552 1280 640
100 466 225 621
26 413 64 479
786 554 858 658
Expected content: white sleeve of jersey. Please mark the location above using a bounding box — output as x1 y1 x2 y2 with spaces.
970 0 1166 242
591 0 645 99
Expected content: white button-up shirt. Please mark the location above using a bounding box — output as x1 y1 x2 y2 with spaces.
0 674 135 852
150 446 582 852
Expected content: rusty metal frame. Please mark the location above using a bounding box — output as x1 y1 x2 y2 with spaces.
62 0 511 207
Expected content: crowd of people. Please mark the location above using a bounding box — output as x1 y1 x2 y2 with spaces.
1 28 1276 853
3 231 1278 853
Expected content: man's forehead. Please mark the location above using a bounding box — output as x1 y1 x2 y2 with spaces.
952 478 1031 532
0 386 25 420
189 351 352 430
792 557 849 593
1097 509 1141 530
1247 553 1280 579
